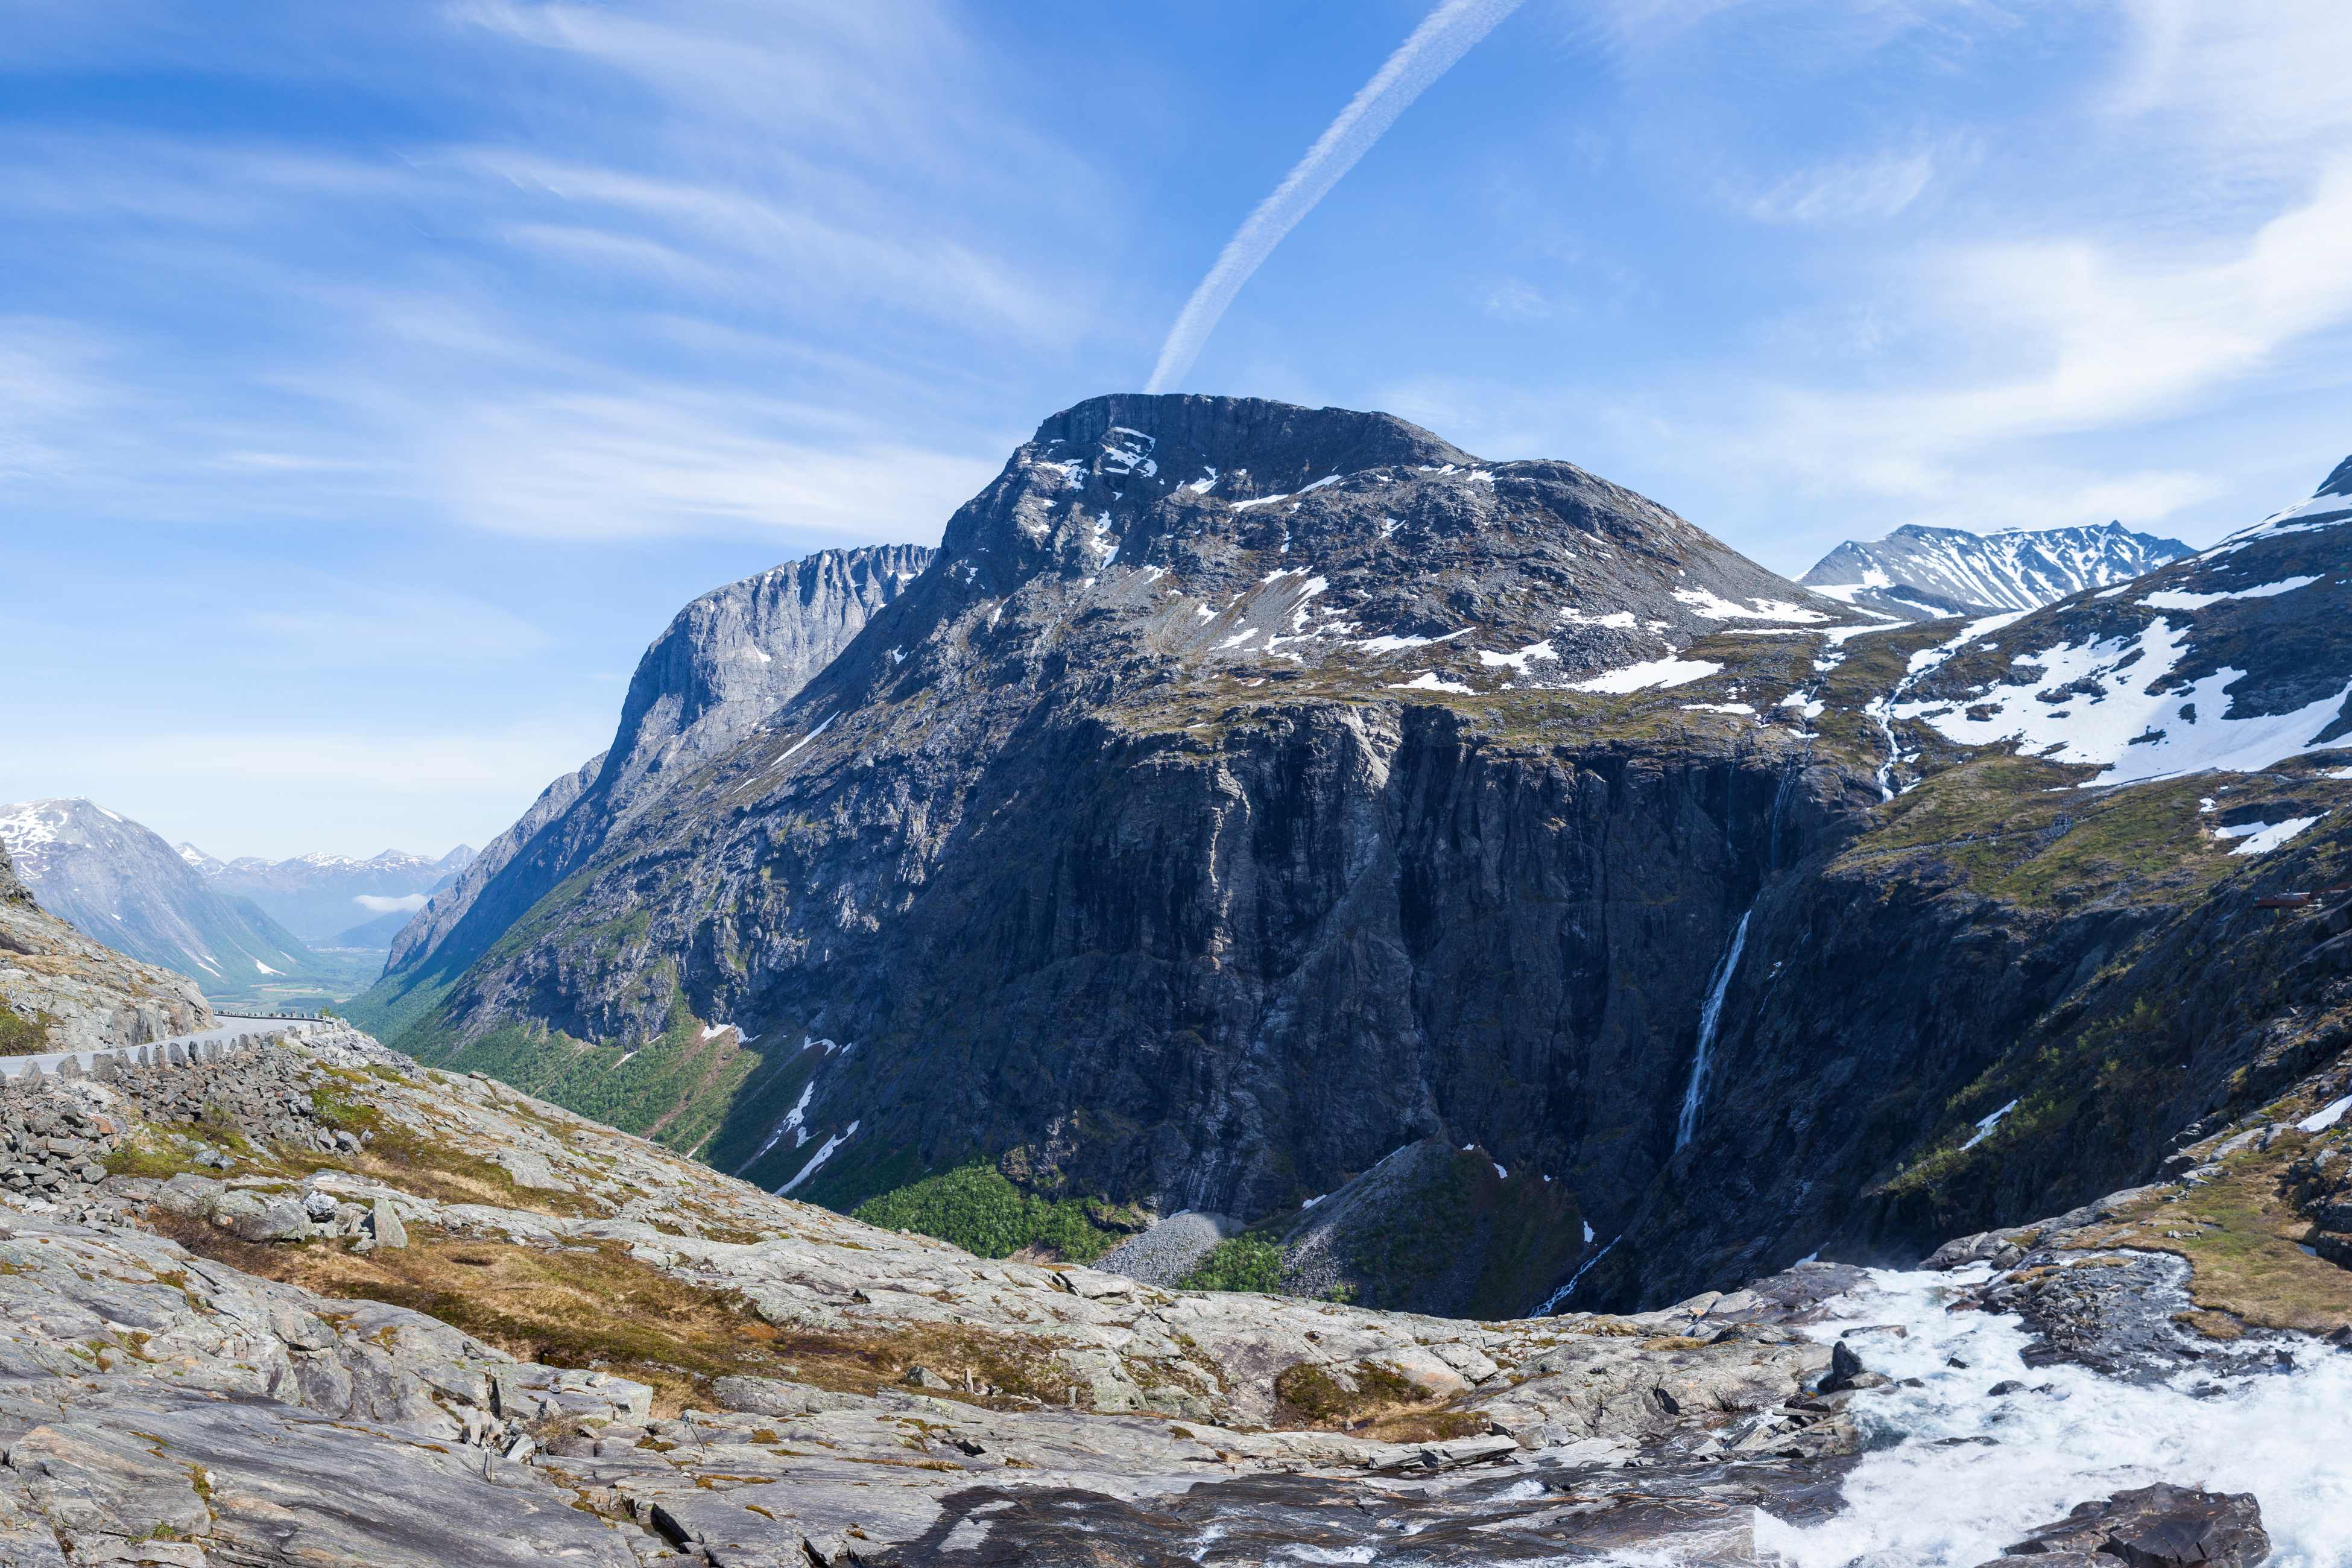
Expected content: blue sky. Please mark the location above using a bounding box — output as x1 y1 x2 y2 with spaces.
7 1 2352 859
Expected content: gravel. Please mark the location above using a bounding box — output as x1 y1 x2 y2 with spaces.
1093 1210 1237 1287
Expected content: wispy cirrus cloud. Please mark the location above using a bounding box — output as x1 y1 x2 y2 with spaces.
1741 147 1941 225
416 387 998 543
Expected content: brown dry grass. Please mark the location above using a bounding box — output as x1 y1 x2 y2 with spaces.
1269 1361 1486 1443
2060 1146 2352 1334
151 1215 1064 1419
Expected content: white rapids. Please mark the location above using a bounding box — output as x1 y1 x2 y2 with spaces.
1734 1267 2352 1567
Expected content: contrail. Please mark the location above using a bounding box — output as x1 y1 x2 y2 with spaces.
1145 0 1528 394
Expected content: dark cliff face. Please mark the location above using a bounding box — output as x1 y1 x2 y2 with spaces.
396 394 1899 1296
391 401 2352 1315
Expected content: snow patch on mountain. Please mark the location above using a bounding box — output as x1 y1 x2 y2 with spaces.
1894 617 2352 786
1572 656 1722 694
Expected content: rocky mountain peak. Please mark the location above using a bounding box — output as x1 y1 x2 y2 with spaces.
601 543 934 808
943 394 1473 575
376 543 931 985
1031 392 1476 491
893 393 1858 706
2316 453 2352 499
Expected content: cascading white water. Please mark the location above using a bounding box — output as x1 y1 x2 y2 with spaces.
1534 1233 1619 1316
1675 910 1751 1148
1741 1268 2352 1567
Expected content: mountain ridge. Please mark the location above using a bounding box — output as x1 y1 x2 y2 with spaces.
1803 519 2188 622
364 396 2352 1317
356 542 933 1035
0 798 317 990
0 832 213 1050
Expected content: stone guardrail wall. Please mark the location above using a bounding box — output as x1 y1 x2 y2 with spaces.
0 1019 322 1084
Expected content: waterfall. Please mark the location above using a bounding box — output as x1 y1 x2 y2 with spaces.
1535 1234 1619 1316
1675 909 1753 1149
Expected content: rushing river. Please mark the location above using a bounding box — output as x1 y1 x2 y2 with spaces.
1748 1266 2352 1567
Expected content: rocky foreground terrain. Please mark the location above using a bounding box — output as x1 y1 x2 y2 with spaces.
0 1004 2345 1564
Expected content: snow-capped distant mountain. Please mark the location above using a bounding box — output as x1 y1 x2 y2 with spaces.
1894 458 2351 783
180 844 474 944
0 798 317 996
1801 521 2188 622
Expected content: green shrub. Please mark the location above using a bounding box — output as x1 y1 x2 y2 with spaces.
851 1163 1125 1263
0 1008 49 1057
1179 1234 1285 1293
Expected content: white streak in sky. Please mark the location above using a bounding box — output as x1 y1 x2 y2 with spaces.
1145 0 1528 393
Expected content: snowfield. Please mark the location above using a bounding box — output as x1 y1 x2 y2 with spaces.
1895 616 2352 786
1571 656 1722 694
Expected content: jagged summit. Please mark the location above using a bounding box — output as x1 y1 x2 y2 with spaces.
369 542 930 991
599 545 932 810
1803 519 2187 623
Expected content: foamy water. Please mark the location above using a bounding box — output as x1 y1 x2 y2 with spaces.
1751 1268 2352 1567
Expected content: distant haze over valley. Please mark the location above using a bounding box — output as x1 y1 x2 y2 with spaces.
175 842 475 947
0 797 469 1011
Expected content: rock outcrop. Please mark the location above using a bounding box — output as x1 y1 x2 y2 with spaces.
1982 1484 2271 1568
0 839 212 1052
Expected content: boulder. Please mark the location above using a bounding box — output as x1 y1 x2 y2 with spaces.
211 1190 311 1244
1818 1340 1868 1393
1997 1483 2270 1568
371 1196 408 1249
1359 1346 1473 1399
709 1376 863 1418
153 1172 224 1219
